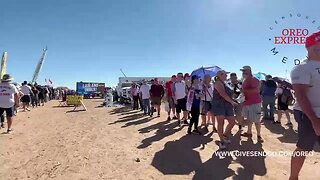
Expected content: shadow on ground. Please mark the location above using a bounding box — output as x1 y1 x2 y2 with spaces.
137 121 182 149
151 132 267 180
109 105 132 115
263 120 298 144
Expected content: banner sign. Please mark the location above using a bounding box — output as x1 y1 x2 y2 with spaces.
66 95 84 106
76 82 105 95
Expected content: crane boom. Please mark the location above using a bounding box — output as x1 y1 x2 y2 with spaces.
31 47 48 84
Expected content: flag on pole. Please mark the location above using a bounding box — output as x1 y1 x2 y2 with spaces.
45 78 47 84
1 52 8 79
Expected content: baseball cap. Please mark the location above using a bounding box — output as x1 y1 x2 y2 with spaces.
305 31 320 48
230 73 237 77
2 74 13 82
240 66 252 71
171 75 176 78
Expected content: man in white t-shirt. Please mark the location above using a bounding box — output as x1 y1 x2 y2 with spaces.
0 74 20 134
20 81 33 112
289 31 320 180
173 72 188 126
139 80 151 115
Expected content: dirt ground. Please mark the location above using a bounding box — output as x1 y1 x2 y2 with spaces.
0 99 319 180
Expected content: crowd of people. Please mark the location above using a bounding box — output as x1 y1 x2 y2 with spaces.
0 31 319 180
127 31 320 180
0 77 66 134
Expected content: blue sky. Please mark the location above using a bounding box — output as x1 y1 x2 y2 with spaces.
0 0 319 88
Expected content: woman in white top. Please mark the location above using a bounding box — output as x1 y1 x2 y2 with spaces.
200 74 217 132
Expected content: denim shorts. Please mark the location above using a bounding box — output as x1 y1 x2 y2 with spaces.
294 110 320 151
211 101 234 117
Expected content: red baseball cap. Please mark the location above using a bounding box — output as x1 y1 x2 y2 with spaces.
305 31 320 48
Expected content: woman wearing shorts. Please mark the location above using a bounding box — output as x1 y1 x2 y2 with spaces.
211 70 237 150
200 74 216 132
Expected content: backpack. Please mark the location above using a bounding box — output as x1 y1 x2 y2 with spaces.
281 88 294 105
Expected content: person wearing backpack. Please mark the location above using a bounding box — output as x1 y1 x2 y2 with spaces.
274 84 292 125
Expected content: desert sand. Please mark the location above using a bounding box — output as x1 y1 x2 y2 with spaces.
0 99 319 180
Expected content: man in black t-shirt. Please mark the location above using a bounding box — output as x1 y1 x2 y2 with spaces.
230 73 244 130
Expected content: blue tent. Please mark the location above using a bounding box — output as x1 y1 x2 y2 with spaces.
254 72 267 80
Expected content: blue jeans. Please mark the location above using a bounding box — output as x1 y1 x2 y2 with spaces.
142 99 151 115
262 96 276 119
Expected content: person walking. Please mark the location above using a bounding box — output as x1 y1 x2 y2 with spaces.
173 73 189 126
165 75 177 121
20 81 33 112
0 74 20 134
130 83 140 110
212 70 237 150
37 86 45 106
289 31 320 180
138 83 144 111
150 78 164 117
139 80 151 115
262 75 277 121
187 75 202 135
274 84 292 125
31 85 39 108
240 66 264 143
200 74 216 132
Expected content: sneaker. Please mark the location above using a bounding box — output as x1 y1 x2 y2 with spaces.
219 142 226 150
241 132 253 138
212 127 218 133
172 116 178 120
187 129 192 135
257 136 264 143
167 117 171 121
285 122 293 126
7 129 13 134
1 124 4 128
183 120 189 125
192 129 202 135
157 114 160 117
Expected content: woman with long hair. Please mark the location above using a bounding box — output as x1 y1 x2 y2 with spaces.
211 70 237 150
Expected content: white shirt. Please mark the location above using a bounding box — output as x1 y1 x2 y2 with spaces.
291 60 320 117
275 87 283 95
21 85 32 95
0 82 19 108
139 84 150 99
174 81 186 100
201 83 214 101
